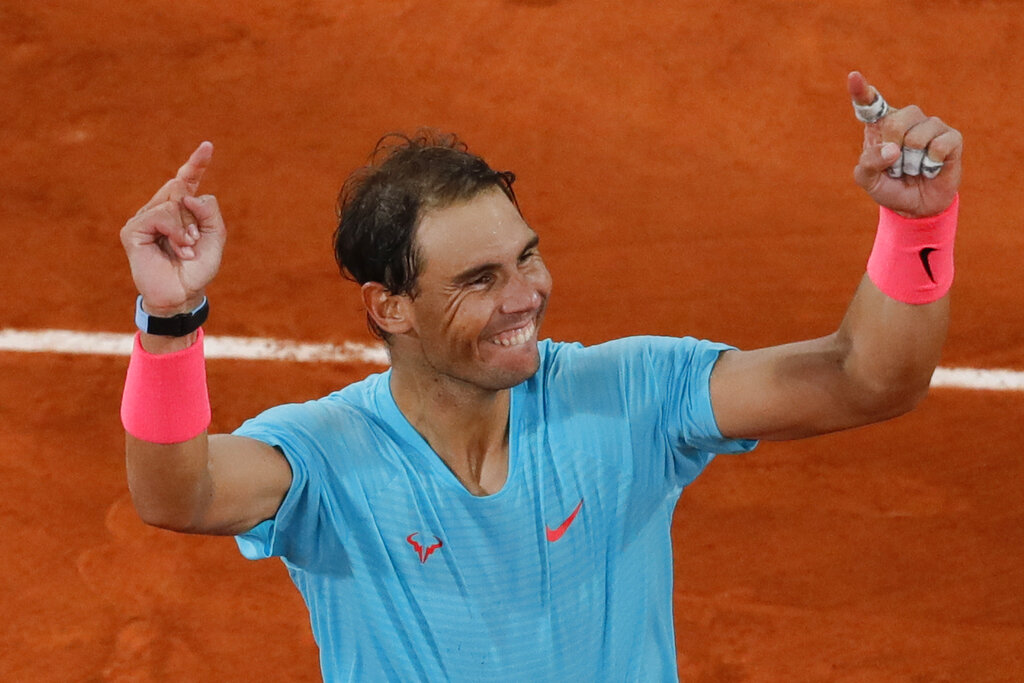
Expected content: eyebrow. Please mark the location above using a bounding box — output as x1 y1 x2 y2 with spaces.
452 234 540 285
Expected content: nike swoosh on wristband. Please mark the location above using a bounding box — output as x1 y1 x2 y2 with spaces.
545 499 584 542
919 247 938 283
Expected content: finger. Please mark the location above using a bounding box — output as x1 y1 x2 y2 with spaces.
175 141 214 196
854 140 903 188
922 129 963 179
924 128 963 165
903 115 949 151
134 176 200 236
129 201 198 257
137 178 183 215
879 105 927 145
135 142 214 215
173 143 213 236
165 237 197 260
151 205 198 261
849 71 892 124
135 179 201 238
900 116 950 177
879 105 925 176
876 105 927 177
182 194 225 235
848 71 879 107
177 203 199 242
875 142 904 173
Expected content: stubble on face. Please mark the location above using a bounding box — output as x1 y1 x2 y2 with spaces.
401 189 552 394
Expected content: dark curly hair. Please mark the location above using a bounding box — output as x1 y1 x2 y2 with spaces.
334 130 519 340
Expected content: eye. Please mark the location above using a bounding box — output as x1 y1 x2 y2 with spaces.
469 272 495 287
519 249 539 264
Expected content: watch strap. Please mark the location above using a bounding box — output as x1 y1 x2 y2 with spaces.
135 295 209 337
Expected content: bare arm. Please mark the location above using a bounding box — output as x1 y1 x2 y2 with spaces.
120 143 291 535
711 275 947 440
709 72 961 442
126 431 291 536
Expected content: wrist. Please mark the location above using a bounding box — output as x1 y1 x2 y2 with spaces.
867 194 958 305
140 330 200 354
890 196 957 220
122 329 211 444
140 294 206 318
136 295 209 338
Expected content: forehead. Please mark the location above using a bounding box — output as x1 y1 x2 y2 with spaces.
414 189 535 279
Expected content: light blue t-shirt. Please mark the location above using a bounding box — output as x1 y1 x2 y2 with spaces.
234 336 756 682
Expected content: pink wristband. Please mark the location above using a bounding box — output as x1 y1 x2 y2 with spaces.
867 194 958 305
121 329 211 444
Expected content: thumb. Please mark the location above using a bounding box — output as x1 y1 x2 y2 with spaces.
855 141 902 189
878 141 901 165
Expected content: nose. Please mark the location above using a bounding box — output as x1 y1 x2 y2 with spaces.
499 270 544 315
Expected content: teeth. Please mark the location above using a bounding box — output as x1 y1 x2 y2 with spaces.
491 320 536 347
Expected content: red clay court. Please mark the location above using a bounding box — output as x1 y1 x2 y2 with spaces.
1 2 1023 680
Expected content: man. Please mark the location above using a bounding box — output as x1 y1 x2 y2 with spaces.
119 71 961 681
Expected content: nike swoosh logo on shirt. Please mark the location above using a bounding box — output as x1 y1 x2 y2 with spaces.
545 499 584 542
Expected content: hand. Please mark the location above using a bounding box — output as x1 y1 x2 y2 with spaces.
120 142 227 316
849 71 963 217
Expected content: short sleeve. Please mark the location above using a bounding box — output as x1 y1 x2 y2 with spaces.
656 337 759 456
542 336 757 490
232 403 335 566
632 336 758 486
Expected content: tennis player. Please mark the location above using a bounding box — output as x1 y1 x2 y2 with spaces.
118 71 962 681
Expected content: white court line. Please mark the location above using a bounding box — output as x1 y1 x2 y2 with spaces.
0 328 1021 392
0 328 389 365
929 366 1024 392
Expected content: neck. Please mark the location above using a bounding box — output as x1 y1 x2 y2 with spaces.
389 364 511 496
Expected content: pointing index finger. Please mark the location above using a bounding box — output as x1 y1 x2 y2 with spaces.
175 141 214 195
848 71 879 107
849 71 892 124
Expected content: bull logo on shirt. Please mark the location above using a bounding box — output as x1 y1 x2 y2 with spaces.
406 533 444 564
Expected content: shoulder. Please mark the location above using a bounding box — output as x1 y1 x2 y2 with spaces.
234 371 390 447
530 336 734 406
234 371 412 496
536 335 722 376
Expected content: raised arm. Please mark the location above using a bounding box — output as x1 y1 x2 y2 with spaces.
119 143 291 535
710 71 962 441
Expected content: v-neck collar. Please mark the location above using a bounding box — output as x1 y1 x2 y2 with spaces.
373 370 520 500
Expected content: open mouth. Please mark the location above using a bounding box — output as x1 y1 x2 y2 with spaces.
488 318 537 347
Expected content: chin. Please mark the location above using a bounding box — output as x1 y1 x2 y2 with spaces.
476 345 541 390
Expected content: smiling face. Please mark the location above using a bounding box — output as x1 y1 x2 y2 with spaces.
395 188 552 393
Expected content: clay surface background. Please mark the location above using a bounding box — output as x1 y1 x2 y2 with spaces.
1 1 1022 680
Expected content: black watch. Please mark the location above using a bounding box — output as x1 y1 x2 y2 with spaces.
135 295 209 336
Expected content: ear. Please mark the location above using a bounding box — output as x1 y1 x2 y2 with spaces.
361 282 413 336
